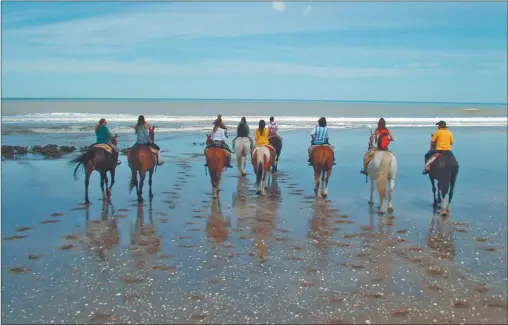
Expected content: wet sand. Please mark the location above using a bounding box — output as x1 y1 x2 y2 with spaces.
2 128 507 324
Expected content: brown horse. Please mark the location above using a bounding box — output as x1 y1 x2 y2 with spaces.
205 135 230 198
309 145 334 198
252 145 274 196
268 136 283 173
69 137 118 204
128 144 156 203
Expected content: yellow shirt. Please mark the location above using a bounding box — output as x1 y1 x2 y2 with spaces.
431 128 454 151
254 128 269 146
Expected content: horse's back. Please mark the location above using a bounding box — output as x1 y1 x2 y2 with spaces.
252 146 271 169
269 136 282 152
311 145 334 168
369 151 397 179
235 137 251 156
129 144 155 169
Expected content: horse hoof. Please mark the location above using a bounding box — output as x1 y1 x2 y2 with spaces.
377 210 385 215
387 207 393 213
368 201 374 206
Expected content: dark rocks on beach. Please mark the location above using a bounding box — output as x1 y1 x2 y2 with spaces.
1 144 77 159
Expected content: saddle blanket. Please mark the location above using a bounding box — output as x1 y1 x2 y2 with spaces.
309 144 334 154
205 147 231 157
252 145 275 157
92 144 113 154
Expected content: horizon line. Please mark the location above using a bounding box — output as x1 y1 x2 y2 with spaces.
2 97 507 106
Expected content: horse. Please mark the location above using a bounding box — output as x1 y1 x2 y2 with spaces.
205 134 230 199
268 136 283 172
128 144 157 203
309 145 334 198
367 150 397 213
233 137 251 176
251 145 274 196
426 151 459 215
69 136 118 204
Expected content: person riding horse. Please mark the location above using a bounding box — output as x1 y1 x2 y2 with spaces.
422 120 456 174
268 116 281 140
205 119 234 168
232 117 253 151
95 118 121 165
134 115 164 166
254 119 270 148
360 118 395 175
308 117 336 165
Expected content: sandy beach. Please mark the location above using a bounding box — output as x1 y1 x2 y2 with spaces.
2 125 507 324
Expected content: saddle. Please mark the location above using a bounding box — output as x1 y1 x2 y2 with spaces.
92 143 113 154
205 142 231 157
309 143 334 154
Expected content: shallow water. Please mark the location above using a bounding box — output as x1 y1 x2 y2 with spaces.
2 127 507 324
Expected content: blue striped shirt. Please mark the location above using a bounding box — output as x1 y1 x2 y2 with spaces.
311 126 329 145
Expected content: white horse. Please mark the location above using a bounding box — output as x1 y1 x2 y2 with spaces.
234 137 251 177
252 146 271 196
367 150 397 213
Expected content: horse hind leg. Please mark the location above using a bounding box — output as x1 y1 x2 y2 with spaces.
387 179 395 212
148 169 154 199
446 170 458 214
430 176 438 207
84 171 91 205
314 168 321 198
100 171 108 201
321 169 331 198
138 170 146 203
368 177 374 206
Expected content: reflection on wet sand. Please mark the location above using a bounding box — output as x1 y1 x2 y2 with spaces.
205 199 230 245
85 199 119 261
130 199 161 256
251 174 281 263
309 199 334 255
427 211 456 261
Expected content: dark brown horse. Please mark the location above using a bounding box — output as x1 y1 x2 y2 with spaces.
309 145 334 198
70 137 118 204
205 134 229 199
268 136 283 172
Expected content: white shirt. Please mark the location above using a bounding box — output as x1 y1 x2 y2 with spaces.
211 127 228 142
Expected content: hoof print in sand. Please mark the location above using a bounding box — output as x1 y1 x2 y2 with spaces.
40 220 59 224
27 254 41 260
16 226 32 232
60 244 75 250
3 235 27 240
8 267 32 274
50 212 64 217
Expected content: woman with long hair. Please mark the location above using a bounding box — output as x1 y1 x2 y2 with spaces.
134 115 164 166
254 119 269 147
360 117 395 175
95 118 121 165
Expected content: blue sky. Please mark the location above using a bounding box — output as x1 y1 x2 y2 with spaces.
2 1 507 103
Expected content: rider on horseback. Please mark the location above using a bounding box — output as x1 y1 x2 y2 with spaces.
134 115 164 166
308 117 336 166
254 120 270 147
268 116 281 139
95 118 121 165
232 117 253 151
422 120 455 174
360 118 394 175
206 119 233 168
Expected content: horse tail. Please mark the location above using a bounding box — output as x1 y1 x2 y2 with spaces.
438 155 452 196
68 150 96 180
377 152 392 199
129 168 138 193
255 150 264 186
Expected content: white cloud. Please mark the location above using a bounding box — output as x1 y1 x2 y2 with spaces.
303 6 312 16
2 58 449 78
272 1 286 14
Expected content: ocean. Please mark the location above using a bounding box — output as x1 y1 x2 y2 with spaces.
1 99 507 324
